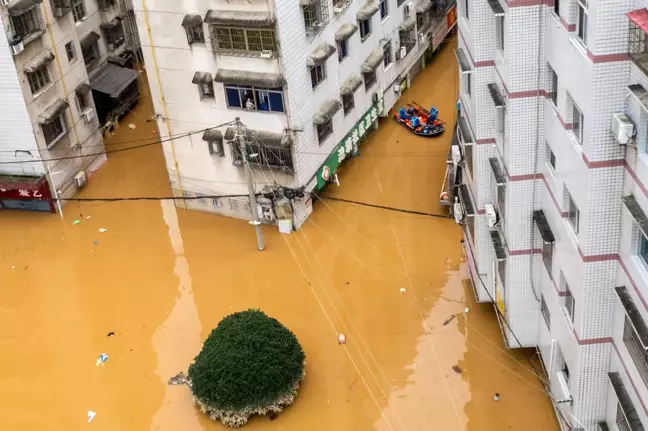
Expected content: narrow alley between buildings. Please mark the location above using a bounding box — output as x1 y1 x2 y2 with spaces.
0 40 559 431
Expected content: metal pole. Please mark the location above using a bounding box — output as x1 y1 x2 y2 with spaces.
236 117 265 251
47 164 63 218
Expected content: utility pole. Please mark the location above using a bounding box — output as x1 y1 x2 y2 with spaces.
236 117 265 251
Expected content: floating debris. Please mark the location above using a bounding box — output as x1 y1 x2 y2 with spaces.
442 314 457 326
106 332 115 337
269 413 278 421
493 393 500 401
452 365 463 374
11 266 15 270
87 411 96 423
73 220 80 226
464 307 470 313
96 353 108 366
168 372 188 385
338 334 346 345
98 228 107 234
85 216 91 220
93 241 99 246
399 288 406 293
128 123 136 129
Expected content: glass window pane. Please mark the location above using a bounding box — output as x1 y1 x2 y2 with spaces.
256 90 270 111
268 91 284 112
226 87 241 107
641 235 648 265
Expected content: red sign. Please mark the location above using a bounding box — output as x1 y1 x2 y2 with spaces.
0 175 55 212
447 5 457 28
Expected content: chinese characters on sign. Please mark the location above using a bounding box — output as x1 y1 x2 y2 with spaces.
315 98 384 190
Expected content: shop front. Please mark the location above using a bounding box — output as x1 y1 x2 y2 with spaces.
313 97 385 191
0 175 55 212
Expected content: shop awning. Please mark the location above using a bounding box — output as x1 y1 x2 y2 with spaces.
214 69 285 87
622 194 648 239
89 63 139 98
313 99 342 124
628 9 648 33
398 16 416 32
614 286 648 349
8 0 41 16
357 1 379 20
454 48 471 74
489 157 506 185
224 127 291 147
416 0 433 13
307 43 336 67
181 14 203 27
80 31 101 50
340 75 362 95
335 23 358 41
76 82 91 96
192 71 213 84
99 17 122 29
204 10 275 27
487 83 506 108
533 210 555 243
38 99 68 124
202 128 223 142
487 0 505 16
24 51 54 73
361 50 383 73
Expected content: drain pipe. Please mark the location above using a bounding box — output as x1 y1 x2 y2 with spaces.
139 0 186 206
41 1 86 176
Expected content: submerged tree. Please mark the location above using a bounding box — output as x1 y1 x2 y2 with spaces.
188 309 306 428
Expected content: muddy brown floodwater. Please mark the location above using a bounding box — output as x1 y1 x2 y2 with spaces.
0 40 559 431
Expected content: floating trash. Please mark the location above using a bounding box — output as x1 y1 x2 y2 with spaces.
98 228 107 234
73 220 80 225
107 332 115 337
464 307 470 313
88 411 96 423
493 393 500 401
338 334 346 345
96 353 108 366
128 123 136 129
168 372 187 385
452 365 463 374
399 288 406 293
442 314 457 326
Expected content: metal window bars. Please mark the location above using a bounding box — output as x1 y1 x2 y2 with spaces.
232 143 293 171
630 20 648 75
622 316 648 388
302 0 329 38
209 26 278 58
11 7 44 40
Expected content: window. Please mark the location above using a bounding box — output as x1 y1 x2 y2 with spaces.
640 235 648 267
623 316 648 386
11 8 43 40
383 40 392 67
232 143 293 171
363 71 377 91
210 27 277 55
199 82 215 100
342 93 354 115
65 41 76 62
617 403 632 431
463 73 472 97
563 282 575 323
379 0 388 19
103 23 125 48
42 115 67 148
310 64 326 89
208 140 225 157
416 13 430 32
572 99 583 144
82 42 99 68
566 188 579 234
27 66 51 94
549 65 558 106
397 0 406 5
577 0 588 45
464 144 473 176
359 19 371 40
71 0 86 22
496 109 506 137
224 84 285 113
554 0 559 16
541 295 551 329
546 142 556 170
76 92 88 112
561 361 570 385
317 120 333 144
186 25 205 44
338 39 348 62
495 16 505 51
463 0 469 19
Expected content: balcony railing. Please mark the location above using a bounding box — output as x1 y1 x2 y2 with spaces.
628 9 648 75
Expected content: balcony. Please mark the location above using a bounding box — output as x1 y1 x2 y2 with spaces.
608 372 645 431
301 0 329 38
628 9 648 76
206 10 279 59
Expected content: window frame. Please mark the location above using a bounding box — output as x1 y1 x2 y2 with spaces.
546 142 556 170
358 18 372 40
210 26 277 55
76 91 88 112
462 0 469 19
541 295 551 329
337 39 348 62
623 315 648 387
640 234 648 268
563 282 575 323
576 0 588 46
342 93 354 116
27 65 51 94
317 120 333 145
495 16 505 52
379 0 388 20
11 8 42 40
567 188 580 234
198 82 215 100
71 0 86 22
310 63 326 89
65 41 77 62
208 140 225 157
553 0 559 17
223 84 285 113
186 25 205 44
81 41 99 68
572 99 584 144
231 142 293 171
363 71 377 91
41 114 68 148
549 65 558 106
383 40 392 67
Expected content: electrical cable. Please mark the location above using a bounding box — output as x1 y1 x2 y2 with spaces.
54 193 249 202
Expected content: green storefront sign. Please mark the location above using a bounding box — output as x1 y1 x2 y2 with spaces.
315 97 385 190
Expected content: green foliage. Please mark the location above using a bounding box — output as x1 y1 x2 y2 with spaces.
188 309 305 411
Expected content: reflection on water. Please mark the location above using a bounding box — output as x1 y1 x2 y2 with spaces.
0 40 558 431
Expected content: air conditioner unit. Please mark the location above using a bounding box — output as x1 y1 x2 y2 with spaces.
393 84 400 93
611 112 634 145
260 50 273 59
10 39 24 56
74 171 87 189
451 145 461 165
82 108 94 123
399 46 407 58
333 4 344 13
372 92 379 103
404 2 412 14
485 203 498 228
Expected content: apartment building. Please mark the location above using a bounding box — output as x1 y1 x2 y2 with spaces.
0 0 139 212
454 0 648 429
135 0 456 223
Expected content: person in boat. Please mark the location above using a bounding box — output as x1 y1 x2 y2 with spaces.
398 108 410 120
427 106 438 124
411 116 421 128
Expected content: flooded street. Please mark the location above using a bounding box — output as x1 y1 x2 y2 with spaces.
0 40 558 431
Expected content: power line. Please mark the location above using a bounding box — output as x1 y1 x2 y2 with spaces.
55 193 249 202
316 194 452 219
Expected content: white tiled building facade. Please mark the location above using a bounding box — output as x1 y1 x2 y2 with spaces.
0 0 139 204
135 0 456 220
456 0 648 428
